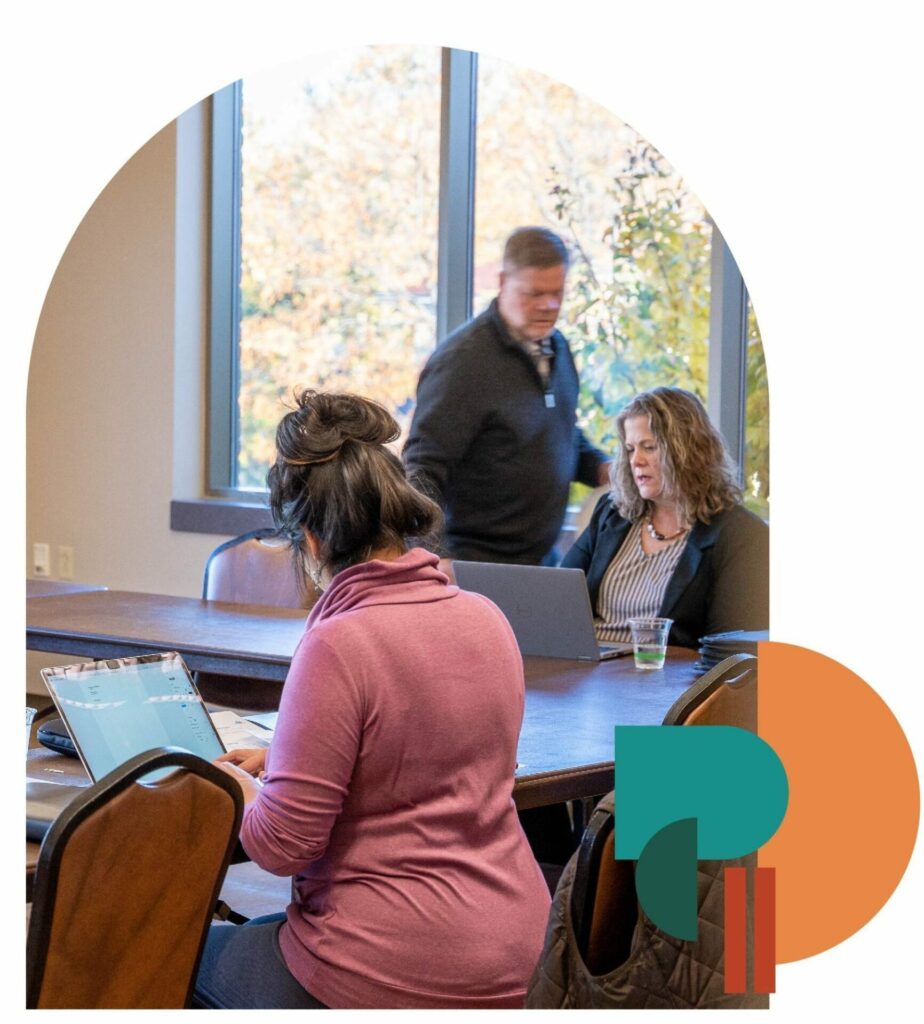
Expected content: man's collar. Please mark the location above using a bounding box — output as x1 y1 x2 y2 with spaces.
488 298 559 352
488 298 522 350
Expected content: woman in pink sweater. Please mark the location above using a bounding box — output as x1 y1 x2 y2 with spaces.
194 391 550 1009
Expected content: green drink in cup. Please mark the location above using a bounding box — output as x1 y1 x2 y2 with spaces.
627 617 673 671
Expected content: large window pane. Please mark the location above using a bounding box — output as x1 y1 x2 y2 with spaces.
475 55 711 458
214 47 763 510
237 47 441 489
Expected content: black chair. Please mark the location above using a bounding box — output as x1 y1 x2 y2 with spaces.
27 746 243 1009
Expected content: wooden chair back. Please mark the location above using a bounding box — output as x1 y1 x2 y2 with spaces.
27 747 243 1009
203 528 314 610
199 529 315 708
662 652 757 731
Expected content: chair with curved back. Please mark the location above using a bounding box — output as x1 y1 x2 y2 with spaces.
661 650 757 730
202 528 311 609
197 528 316 710
27 746 243 1009
528 653 765 1008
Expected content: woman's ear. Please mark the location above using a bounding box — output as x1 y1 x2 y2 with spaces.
303 529 322 561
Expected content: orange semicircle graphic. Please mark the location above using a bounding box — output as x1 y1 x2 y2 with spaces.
758 641 919 963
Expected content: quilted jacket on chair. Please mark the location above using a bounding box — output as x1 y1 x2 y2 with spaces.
525 794 767 1009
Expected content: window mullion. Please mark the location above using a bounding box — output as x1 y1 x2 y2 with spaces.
208 82 243 493
436 48 478 340
707 220 748 481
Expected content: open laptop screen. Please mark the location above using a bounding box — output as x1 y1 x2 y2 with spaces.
42 652 225 782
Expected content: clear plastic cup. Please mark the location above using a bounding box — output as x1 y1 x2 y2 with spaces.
628 617 673 671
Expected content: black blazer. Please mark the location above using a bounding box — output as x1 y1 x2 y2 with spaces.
561 496 769 649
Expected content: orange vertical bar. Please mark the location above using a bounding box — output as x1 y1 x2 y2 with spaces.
754 867 776 993
724 866 747 993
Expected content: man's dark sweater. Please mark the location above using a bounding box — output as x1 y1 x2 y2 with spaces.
403 300 606 565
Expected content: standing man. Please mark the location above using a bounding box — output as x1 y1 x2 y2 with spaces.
404 226 610 566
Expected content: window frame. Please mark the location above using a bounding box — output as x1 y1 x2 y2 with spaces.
193 46 753 527
207 81 244 498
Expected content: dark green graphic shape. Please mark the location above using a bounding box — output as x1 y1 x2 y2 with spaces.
635 817 699 940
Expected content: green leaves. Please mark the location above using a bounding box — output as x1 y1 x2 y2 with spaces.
552 140 711 453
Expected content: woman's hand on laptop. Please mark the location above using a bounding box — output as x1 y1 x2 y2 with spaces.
217 746 267 777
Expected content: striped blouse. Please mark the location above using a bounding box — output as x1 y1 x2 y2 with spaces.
593 519 688 643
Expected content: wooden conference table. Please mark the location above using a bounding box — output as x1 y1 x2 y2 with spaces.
26 588 702 812
27 580 109 599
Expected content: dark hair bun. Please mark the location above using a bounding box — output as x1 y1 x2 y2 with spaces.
268 390 441 584
275 390 400 467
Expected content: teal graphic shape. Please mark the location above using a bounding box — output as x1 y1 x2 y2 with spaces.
614 725 788 860
636 817 699 940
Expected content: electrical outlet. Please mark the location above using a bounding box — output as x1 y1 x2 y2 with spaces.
33 542 51 578
59 545 75 580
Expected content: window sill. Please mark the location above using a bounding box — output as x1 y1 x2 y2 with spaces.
170 498 273 537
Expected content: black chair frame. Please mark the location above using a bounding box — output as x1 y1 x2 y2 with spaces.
571 797 617 956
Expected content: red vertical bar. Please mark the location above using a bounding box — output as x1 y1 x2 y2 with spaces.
754 867 776 993
724 866 747 993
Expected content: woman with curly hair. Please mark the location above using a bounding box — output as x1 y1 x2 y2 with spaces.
196 390 550 1010
562 386 768 649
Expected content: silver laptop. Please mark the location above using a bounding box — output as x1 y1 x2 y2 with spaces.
28 652 226 840
453 561 633 661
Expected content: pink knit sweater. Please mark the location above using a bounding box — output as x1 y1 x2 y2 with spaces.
239 548 550 1008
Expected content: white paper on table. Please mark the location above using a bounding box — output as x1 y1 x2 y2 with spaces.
210 709 274 751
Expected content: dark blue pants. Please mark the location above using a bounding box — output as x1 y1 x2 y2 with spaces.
193 913 327 1009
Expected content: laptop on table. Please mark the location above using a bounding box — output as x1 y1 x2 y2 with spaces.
27 651 227 841
452 561 633 661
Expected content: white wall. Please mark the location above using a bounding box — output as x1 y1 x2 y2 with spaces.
26 105 230 691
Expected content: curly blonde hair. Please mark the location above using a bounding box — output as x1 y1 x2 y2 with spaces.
611 387 741 524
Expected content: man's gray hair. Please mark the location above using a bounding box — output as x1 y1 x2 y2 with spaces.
502 227 570 272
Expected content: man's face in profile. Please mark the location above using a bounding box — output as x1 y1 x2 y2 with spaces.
497 263 567 343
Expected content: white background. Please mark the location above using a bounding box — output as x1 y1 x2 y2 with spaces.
4 1 921 1018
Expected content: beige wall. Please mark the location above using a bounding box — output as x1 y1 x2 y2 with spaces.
26 105 229 692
